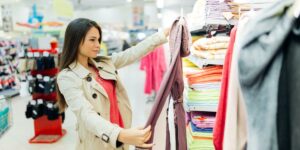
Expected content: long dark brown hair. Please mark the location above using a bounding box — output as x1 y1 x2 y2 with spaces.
56 18 102 111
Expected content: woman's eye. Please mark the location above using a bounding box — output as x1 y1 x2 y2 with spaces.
90 39 95 41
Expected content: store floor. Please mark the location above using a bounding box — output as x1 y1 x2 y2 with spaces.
0 62 167 150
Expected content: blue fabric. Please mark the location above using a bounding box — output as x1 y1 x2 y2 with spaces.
190 122 213 133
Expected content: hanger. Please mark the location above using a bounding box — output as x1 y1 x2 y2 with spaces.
288 0 300 18
179 7 184 25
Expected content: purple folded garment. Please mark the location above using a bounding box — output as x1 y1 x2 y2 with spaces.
192 120 215 128
191 112 216 128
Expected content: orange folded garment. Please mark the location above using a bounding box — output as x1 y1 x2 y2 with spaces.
187 69 223 79
186 66 223 85
188 74 222 85
186 66 222 77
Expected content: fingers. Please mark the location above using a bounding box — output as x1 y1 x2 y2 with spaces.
164 28 170 37
142 125 151 139
144 130 152 142
143 129 151 139
144 125 151 133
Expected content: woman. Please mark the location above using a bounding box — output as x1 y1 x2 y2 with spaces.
56 18 169 150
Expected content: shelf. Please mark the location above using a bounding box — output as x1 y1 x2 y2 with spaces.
189 19 237 33
206 18 237 26
189 24 205 33
0 89 20 98
31 68 59 77
187 54 224 68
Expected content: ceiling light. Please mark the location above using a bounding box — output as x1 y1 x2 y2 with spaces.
156 0 164 9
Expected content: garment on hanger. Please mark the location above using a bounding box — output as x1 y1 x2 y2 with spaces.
277 17 300 150
141 17 190 150
140 46 166 95
213 26 237 150
237 0 296 149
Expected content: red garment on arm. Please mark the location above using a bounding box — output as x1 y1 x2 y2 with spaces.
93 67 124 128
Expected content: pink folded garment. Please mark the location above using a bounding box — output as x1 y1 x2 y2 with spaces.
191 112 216 128
192 120 215 128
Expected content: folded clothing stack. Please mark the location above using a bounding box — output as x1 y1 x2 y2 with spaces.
187 112 216 150
191 36 230 60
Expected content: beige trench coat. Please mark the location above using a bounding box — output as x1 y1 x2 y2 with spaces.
57 32 167 150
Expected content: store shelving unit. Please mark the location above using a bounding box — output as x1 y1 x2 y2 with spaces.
27 48 66 144
0 95 11 137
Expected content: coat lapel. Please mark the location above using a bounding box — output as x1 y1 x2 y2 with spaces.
90 78 109 99
68 60 109 99
89 57 117 81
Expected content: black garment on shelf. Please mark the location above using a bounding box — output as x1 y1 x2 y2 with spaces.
25 100 61 121
44 101 60 120
29 77 56 94
277 18 300 150
36 56 55 71
28 78 36 94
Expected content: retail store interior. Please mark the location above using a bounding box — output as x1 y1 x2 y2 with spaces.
1 0 298 150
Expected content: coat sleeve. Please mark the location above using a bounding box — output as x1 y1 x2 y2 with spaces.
112 31 168 69
57 71 123 148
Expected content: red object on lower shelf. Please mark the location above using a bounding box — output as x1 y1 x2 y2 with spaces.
32 92 57 101
29 115 66 144
31 68 59 77
28 48 58 54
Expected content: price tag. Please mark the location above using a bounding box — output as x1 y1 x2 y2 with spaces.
36 74 42 79
38 83 44 89
43 51 50 57
47 103 53 108
43 76 50 82
33 110 37 115
34 52 40 57
37 99 43 104
30 100 36 105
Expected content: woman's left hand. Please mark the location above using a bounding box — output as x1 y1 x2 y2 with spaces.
163 28 171 37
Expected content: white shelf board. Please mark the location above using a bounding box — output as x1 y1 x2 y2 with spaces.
184 101 217 112
187 54 224 68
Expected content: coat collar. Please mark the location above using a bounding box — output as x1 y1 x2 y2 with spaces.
68 56 117 80
68 61 90 79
